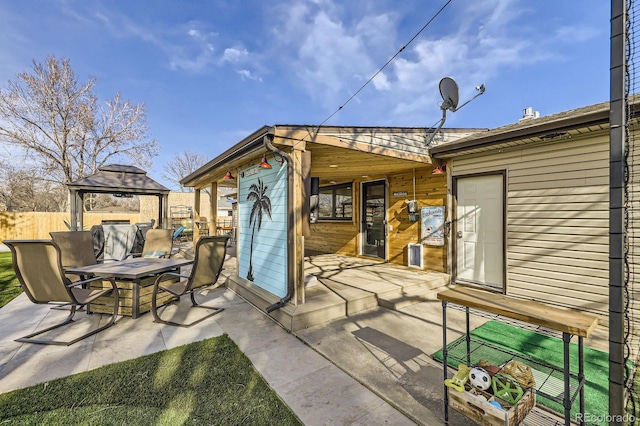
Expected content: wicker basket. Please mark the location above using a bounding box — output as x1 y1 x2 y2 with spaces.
503 360 536 389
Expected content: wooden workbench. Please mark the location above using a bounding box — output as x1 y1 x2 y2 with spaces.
437 286 599 426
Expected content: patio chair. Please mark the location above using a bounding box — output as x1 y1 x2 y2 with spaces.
172 225 186 243
129 229 173 258
3 239 119 346
151 235 229 327
50 231 99 281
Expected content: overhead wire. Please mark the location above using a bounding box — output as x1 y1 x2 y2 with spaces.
293 0 454 149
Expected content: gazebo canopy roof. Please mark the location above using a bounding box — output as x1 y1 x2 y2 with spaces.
67 164 170 195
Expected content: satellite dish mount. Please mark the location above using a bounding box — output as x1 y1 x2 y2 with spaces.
426 77 485 146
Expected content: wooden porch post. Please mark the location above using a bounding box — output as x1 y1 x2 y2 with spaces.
210 182 218 235
291 149 305 305
194 189 201 240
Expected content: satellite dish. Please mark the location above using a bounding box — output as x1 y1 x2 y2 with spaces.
439 77 459 111
425 76 486 147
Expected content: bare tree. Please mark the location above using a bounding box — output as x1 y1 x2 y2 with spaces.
163 150 207 192
0 161 67 211
0 55 160 190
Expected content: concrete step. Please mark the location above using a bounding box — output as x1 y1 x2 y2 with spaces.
376 272 450 309
317 278 379 316
227 275 349 332
378 287 440 310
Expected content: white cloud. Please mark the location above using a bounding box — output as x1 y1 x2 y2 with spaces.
372 72 390 91
222 47 249 64
553 25 600 44
272 3 396 108
91 11 232 74
267 0 566 122
237 69 262 82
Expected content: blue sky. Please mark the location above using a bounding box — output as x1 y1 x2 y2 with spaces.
0 0 609 189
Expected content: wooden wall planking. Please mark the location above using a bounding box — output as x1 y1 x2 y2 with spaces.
305 166 449 272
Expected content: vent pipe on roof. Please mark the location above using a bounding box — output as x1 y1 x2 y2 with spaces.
520 107 540 121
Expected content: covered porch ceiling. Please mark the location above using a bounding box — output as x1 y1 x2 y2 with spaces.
305 142 432 186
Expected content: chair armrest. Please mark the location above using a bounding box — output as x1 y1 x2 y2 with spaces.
66 275 110 289
155 272 190 281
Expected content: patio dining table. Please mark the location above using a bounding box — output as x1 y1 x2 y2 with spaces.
66 257 194 318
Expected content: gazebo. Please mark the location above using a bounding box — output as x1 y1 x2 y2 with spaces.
67 164 170 231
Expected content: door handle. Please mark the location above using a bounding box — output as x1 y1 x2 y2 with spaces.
457 231 463 238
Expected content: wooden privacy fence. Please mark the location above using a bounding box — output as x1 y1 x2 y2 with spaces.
0 212 141 241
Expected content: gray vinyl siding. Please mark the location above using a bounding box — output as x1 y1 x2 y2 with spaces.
450 132 610 322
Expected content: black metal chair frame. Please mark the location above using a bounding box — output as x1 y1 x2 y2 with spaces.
151 236 229 327
5 239 119 346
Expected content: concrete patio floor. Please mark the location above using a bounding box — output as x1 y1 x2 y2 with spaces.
0 278 414 425
0 246 611 425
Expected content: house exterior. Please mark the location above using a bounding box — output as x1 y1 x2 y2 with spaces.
181 103 637 333
430 101 625 327
181 125 481 329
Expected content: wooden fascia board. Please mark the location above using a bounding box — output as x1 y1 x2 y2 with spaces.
181 126 273 187
274 129 432 163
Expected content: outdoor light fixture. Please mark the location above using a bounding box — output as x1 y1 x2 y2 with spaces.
223 170 235 180
431 164 446 175
258 154 272 169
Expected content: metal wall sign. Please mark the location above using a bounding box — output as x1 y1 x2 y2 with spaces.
420 206 445 246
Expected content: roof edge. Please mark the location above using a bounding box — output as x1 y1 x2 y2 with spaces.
180 125 274 186
429 101 610 157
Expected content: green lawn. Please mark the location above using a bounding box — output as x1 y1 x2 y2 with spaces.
0 252 21 307
0 252 301 425
0 334 302 425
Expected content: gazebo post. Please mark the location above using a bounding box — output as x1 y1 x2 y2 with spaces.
68 189 83 231
77 191 84 231
160 194 169 229
69 188 77 231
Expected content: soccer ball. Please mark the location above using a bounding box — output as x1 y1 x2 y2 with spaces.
469 367 492 391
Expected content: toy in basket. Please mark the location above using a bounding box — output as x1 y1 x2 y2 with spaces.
469 367 492 391
477 359 502 377
447 360 536 426
444 364 471 392
503 360 536 389
491 373 523 405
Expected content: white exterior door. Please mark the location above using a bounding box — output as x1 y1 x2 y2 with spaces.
455 174 504 291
